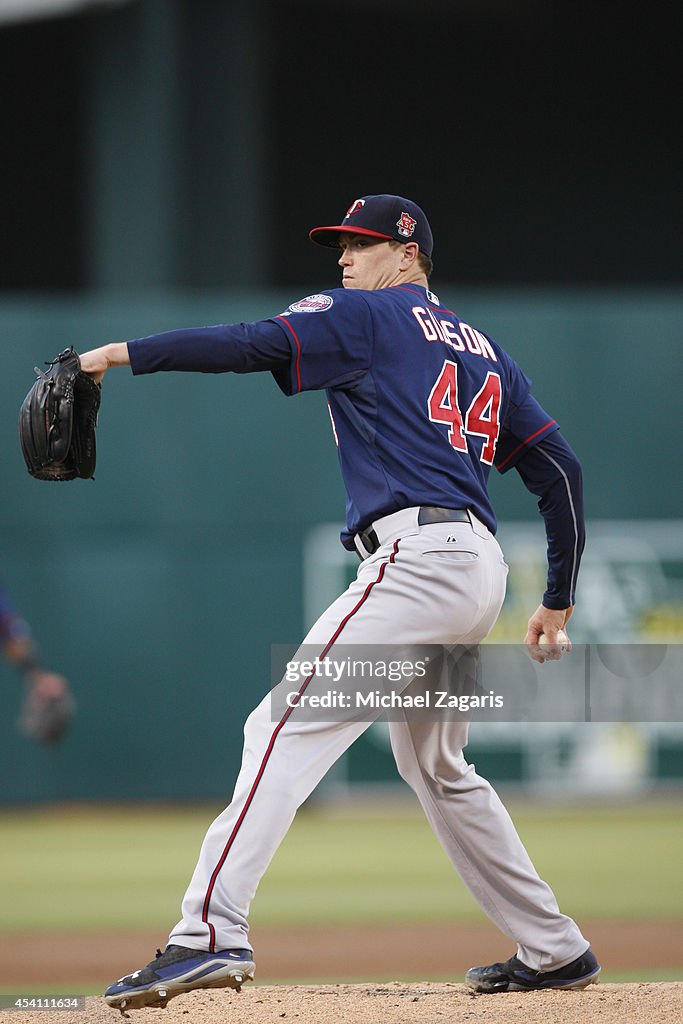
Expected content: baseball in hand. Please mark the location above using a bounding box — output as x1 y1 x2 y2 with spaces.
538 628 569 652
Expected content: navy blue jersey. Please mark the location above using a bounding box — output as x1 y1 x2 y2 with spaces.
269 285 557 542
127 284 582 606
128 285 557 540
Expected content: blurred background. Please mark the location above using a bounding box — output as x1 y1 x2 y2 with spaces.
0 0 681 992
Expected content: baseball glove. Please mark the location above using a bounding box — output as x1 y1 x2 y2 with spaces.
19 347 101 481
16 671 76 746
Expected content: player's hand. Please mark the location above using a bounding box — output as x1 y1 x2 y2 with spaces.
79 343 130 382
525 604 573 663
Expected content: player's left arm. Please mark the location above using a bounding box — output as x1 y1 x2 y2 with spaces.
81 291 372 396
79 342 130 381
79 318 293 382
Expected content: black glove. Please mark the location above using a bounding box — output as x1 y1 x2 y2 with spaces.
19 347 101 481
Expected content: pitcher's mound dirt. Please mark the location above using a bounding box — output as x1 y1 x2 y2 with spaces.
6 983 683 1024
3 919 683 988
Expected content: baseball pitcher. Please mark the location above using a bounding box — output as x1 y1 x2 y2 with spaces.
77 195 599 1009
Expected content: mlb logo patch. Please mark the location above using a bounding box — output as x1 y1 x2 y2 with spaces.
396 211 417 237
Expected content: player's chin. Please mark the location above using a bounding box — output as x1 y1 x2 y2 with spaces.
342 276 358 289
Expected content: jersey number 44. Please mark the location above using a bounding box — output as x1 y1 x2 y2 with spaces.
428 360 502 465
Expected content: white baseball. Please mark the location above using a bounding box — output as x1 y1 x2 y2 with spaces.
538 628 569 652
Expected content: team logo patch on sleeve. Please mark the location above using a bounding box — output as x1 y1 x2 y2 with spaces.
288 294 334 313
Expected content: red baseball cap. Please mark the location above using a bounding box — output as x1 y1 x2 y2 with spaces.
309 194 433 258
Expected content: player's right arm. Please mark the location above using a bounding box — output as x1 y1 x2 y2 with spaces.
492 353 585 658
512 430 585 612
512 431 585 660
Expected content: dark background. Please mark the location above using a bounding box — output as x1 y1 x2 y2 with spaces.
1 0 680 290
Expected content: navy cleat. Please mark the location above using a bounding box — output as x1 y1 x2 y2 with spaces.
465 947 600 993
103 944 256 1011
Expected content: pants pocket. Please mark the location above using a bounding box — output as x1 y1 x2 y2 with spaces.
422 549 480 562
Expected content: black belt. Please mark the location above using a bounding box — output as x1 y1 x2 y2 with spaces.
417 506 470 527
356 507 470 557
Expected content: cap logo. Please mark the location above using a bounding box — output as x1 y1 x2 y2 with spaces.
344 198 366 219
396 212 417 238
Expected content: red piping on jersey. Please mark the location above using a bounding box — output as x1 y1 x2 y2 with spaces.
495 420 557 472
276 316 302 394
201 539 402 951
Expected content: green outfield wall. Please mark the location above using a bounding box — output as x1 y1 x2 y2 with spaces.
1 287 681 802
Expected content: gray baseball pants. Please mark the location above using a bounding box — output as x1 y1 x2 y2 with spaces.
169 507 589 971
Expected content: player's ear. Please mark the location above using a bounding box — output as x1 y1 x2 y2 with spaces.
401 242 420 268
